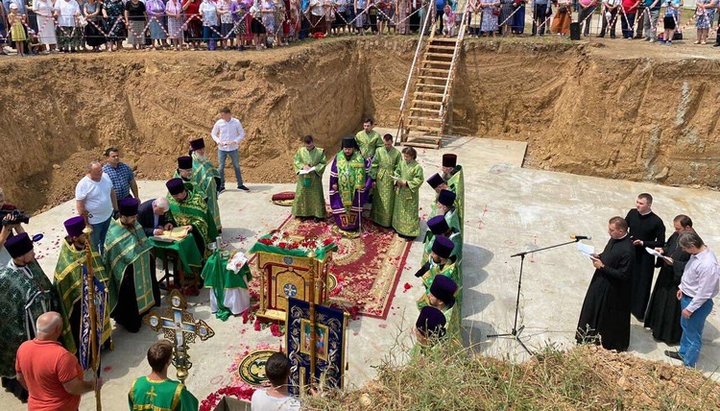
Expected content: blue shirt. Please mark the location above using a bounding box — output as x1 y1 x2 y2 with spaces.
102 162 134 200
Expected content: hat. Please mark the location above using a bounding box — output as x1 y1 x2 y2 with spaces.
190 138 205 150
430 275 458 308
427 215 450 235
118 197 140 217
437 189 456 208
63 216 86 238
442 154 457 168
341 137 358 149
177 156 192 170
426 173 445 189
415 306 447 338
5 232 33 258
166 178 185 195
432 236 454 259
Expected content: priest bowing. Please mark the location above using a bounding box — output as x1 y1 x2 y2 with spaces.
329 137 371 233
576 216 634 352
105 198 160 333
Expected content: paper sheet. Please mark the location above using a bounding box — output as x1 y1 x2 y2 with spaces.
645 247 665 259
299 166 316 175
577 242 595 258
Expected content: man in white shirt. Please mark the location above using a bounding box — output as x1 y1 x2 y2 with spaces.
75 161 117 254
210 107 250 192
250 352 301 411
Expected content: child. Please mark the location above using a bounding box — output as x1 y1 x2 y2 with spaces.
8 4 27 57
442 3 455 36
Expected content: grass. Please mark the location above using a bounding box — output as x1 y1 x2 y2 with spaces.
301 340 720 410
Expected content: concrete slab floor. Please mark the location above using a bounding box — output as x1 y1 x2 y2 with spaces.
2 136 719 410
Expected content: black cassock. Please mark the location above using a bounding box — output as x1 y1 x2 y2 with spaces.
576 235 634 352
643 231 689 345
625 209 666 321
111 260 161 333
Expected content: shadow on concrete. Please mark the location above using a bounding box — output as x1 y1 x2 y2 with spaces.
462 289 495 320
462 320 497 355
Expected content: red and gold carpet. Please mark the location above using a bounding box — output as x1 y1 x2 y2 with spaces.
249 215 412 320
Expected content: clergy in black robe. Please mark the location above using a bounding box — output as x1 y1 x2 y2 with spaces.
644 215 693 345
625 193 666 321
577 216 634 352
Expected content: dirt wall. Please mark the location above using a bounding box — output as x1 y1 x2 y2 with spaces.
1 37 720 212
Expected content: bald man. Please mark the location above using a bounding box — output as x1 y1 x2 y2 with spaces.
15 312 97 411
75 161 118 254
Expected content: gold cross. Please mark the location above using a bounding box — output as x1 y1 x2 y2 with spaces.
147 386 157 401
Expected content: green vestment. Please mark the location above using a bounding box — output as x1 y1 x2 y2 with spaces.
445 166 464 232
421 230 463 265
0 261 70 377
369 146 401 227
201 250 252 321
192 154 222 232
354 130 383 160
128 376 199 411
104 219 155 315
336 151 367 209
292 146 327 219
417 260 461 338
391 159 424 237
167 189 218 252
53 240 113 351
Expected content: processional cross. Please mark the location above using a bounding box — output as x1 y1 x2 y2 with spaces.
145 289 215 383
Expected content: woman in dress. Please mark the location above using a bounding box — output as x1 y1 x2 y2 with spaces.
145 0 167 49
33 0 58 52
695 0 716 44
183 0 203 50
124 0 147 50
479 0 499 36
468 0 482 35
8 4 26 56
166 0 184 50
103 0 126 51
219 0 235 49
510 0 525 34
551 0 571 35
84 0 105 51
644 215 694 345
498 0 513 35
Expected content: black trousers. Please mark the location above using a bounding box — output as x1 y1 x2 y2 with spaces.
531 5 549 35
599 8 618 37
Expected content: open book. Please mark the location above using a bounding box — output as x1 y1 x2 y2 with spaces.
299 166 316 175
151 226 192 242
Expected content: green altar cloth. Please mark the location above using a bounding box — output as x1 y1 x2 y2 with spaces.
147 234 203 278
201 250 252 321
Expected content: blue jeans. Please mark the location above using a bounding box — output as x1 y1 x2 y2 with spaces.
202 25 219 49
90 217 111 255
679 295 714 368
217 149 244 188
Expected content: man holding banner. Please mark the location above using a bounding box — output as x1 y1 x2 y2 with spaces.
53 216 113 359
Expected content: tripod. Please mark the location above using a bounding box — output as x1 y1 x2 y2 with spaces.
487 239 581 355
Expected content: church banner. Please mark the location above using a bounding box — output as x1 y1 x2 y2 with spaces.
79 266 107 370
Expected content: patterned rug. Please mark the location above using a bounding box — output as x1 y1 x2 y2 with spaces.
250 215 412 319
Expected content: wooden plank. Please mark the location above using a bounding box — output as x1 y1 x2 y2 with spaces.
413 91 444 98
417 75 447 81
425 52 454 58
408 115 443 122
419 68 450 74
410 107 442 113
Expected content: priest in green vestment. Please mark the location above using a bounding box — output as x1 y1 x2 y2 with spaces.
369 134 401 228
415 236 458 302
413 306 447 349
166 178 218 257
355 118 383 161
421 215 462 265
292 135 327 220
435 189 461 234
190 138 223 233
0 233 72 402
329 137 372 232
129 340 198 411
423 272 461 340
105 198 160 333
391 147 424 239
54 216 112 354
441 153 464 232
202 247 252 321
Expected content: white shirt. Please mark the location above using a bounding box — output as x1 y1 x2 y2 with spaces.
75 174 114 224
211 117 245 152
55 0 81 26
680 247 720 313
250 389 301 411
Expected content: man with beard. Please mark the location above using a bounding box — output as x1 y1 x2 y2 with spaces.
576 216 634 352
53 216 112 357
625 193 665 321
190 138 222 231
329 137 371 233
440 153 464 232
415 236 458 306
104 198 160 333
0 233 72 402
166 178 218 257
292 135 327 220
435 189 460 234
369 134 400 228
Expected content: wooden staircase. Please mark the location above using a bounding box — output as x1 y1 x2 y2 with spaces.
396 8 468 149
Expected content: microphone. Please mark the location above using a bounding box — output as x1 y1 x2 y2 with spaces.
571 235 592 240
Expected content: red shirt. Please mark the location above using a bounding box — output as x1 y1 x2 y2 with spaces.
15 339 84 411
622 0 638 12
183 0 201 15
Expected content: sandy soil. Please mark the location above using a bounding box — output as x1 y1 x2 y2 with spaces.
1 35 719 213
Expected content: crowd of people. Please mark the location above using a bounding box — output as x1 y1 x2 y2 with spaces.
576 193 719 369
1 0 719 56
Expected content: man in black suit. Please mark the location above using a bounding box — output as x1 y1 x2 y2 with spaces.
137 198 173 237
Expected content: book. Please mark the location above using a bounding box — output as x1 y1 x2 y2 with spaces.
151 226 192 242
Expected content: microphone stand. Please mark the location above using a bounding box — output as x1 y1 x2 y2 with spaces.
487 238 582 355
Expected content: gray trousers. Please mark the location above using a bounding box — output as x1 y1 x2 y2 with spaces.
643 9 659 40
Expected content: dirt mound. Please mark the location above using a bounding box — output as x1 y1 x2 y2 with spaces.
303 344 720 410
2 37 720 213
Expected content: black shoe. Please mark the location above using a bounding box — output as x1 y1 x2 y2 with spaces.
664 350 683 361
238 184 250 192
713 43 720 47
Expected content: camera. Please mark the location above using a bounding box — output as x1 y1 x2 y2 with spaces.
0 209 30 226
